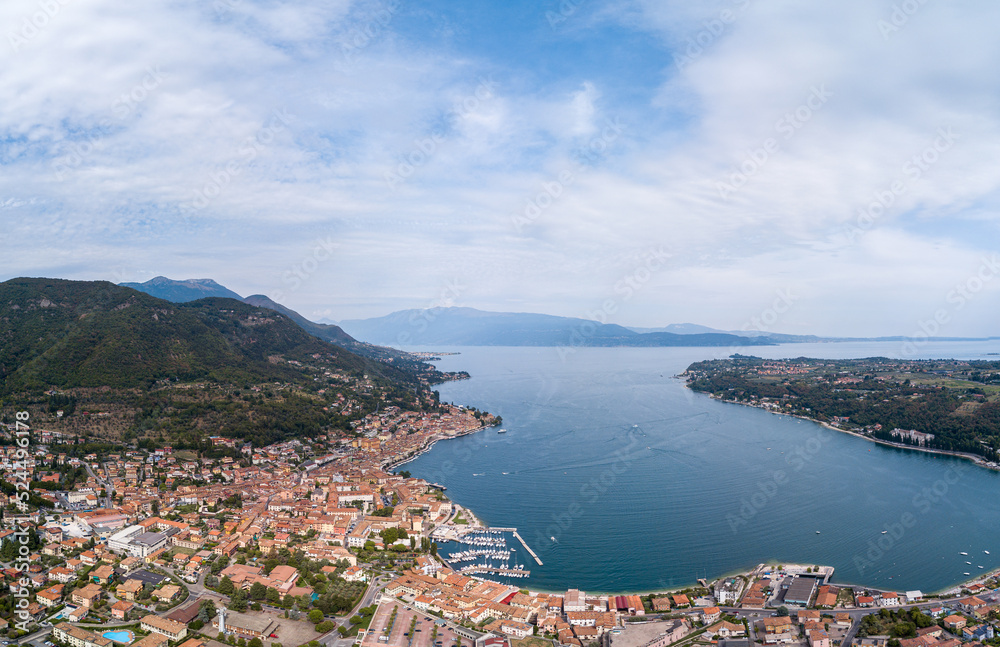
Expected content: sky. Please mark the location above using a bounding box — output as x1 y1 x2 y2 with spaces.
2 0 1000 337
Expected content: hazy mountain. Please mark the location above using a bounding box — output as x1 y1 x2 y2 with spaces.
627 323 724 335
120 276 243 302
339 307 772 347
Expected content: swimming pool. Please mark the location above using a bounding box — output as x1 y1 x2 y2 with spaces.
102 630 135 644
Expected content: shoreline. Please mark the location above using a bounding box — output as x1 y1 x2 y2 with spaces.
701 390 1000 472
382 423 493 472
398 375 997 600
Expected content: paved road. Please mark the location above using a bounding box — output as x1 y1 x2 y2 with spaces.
318 575 388 647
82 461 114 508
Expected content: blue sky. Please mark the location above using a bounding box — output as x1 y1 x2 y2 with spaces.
2 0 1000 336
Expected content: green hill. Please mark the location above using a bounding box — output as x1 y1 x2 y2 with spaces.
0 278 393 393
0 278 443 448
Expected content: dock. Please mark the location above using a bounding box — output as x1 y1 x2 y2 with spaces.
459 566 531 577
513 530 543 566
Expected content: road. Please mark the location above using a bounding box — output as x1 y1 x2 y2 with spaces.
315 573 390 647
712 592 1000 647
82 461 114 508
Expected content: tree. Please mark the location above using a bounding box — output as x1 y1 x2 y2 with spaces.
776 607 789 617
266 588 281 605
229 589 248 612
308 609 324 624
248 639 263 647
317 621 335 634
250 582 267 600
218 576 235 595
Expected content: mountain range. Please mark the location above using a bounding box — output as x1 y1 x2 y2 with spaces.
119 277 442 373
337 307 773 347
0 277 452 448
120 277 773 348
0 278 406 394
119 276 998 348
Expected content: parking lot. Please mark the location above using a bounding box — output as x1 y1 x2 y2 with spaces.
363 602 467 647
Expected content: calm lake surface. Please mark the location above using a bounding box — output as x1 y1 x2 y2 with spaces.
401 342 1000 594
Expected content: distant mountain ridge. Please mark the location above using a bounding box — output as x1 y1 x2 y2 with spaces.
120 276 242 302
339 307 773 347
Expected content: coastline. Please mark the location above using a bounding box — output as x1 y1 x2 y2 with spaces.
382 423 492 471
400 369 997 599
700 390 1000 473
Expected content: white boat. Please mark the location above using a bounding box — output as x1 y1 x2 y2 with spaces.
986 551 991 555
882 531 888 534
551 536 557 542
961 552 969 555
964 572 971 576
497 428 507 434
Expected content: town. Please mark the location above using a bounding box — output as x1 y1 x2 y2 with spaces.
4 407 1000 647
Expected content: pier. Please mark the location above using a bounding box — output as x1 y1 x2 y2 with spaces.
459 566 531 577
513 530 543 566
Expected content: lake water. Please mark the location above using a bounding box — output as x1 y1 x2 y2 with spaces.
402 341 1000 594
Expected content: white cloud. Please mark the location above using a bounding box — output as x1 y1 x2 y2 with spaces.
2 0 1000 336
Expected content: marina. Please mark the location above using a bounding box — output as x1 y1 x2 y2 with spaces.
440 527 538 581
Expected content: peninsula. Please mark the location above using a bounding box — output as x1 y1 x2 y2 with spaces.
683 356 1000 468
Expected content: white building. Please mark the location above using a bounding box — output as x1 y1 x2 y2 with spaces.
715 578 746 605
107 525 144 554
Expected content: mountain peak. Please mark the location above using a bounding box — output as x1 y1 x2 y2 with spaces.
120 276 243 302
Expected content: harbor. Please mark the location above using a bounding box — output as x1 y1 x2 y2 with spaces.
438 526 541 582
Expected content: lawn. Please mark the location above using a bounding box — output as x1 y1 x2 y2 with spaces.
512 637 553 647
